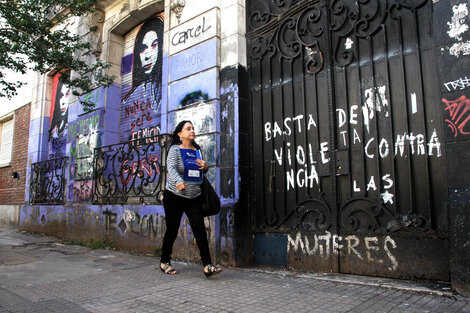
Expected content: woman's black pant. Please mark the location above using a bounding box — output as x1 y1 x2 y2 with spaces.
161 190 212 266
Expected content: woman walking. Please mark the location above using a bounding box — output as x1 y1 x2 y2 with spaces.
160 120 222 277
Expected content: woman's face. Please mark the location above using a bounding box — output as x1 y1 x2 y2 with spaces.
178 122 195 142
59 84 70 115
140 30 159 75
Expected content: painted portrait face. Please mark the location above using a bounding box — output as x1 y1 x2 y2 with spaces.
59 84 70 115
140 30 159 75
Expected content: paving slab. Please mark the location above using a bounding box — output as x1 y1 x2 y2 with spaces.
0 229 468 313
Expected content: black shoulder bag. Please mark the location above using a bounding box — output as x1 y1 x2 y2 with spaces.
201 175 220 217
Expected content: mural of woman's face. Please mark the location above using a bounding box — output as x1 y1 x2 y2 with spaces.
140 30 159 75
59 84 70 115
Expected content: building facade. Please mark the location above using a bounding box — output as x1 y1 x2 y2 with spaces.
20 0 470 296
0 103 31 228
23 0 247 265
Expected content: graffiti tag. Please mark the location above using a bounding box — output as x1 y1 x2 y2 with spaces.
444 76 470 92
443 95 470 137
121 155 160 186
123 209 165 238
73 180 93 201
447 3 469 40
171 16 211 46
103 209 117 231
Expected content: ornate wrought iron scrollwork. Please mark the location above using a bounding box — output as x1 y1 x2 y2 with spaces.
329 0 387 39
330 0 357 35
340 198 431 233
277 17 302 59
329 0 387 66
333 37 355 67
297 5 325 73
355 0 387 38
340 198 394 232
249 1 274 31
297 5 323 44
248 0 305 32
250 3 325 72
269 196 332 231
93 135 169 205
30 157 68 204
386 211 431 232
251 33 277 60
330 0 430 66
275 4 325 62
304 42 324 74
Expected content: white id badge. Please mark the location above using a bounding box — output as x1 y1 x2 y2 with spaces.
188 170 201 178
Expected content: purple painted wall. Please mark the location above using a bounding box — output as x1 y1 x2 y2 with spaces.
22 10 239 268
20 204 218 262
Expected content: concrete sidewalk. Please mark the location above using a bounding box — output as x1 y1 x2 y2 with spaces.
0 229 468 313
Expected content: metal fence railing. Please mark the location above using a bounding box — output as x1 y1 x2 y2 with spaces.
92 134 169 205
29 157 68 204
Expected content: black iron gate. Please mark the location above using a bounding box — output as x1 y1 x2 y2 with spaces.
247 0 449 279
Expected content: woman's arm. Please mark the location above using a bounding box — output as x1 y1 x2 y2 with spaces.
167 145 185 189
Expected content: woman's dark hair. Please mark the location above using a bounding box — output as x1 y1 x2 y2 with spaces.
170 120 200 149
122 16 163 103
49 70 70 139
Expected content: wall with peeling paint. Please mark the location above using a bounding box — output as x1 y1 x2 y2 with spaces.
20 204 218 260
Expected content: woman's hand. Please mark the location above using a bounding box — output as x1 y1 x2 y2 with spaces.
196 158 208 171
176 182 186 191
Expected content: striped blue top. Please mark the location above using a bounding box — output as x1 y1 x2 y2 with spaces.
165 145 201 199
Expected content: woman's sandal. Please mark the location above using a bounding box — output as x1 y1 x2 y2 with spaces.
204 264 222 277
160 262 178 275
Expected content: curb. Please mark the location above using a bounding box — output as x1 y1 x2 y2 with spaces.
237 267 455 298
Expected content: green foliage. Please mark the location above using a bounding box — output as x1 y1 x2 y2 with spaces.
152 246 162 256
62 237 115 249
64 239 86 246
86 238 114 250
0 0 115 100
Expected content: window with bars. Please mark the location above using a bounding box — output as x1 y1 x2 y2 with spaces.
0 119 14 166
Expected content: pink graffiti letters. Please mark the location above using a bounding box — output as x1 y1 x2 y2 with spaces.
121 155 160 186
130 112 152 131
443 95 470 137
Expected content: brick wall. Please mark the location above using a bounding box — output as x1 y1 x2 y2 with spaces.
0 104 31 204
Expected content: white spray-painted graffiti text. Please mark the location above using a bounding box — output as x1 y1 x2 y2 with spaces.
288 232 398 271
447 3 469 40
444 76 470 91
265 104 442 192
449 41 470 57
362 85 389 133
